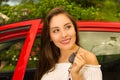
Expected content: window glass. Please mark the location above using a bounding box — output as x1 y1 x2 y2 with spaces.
0 37 40 72
0 39 25 72
26 37 40 69
79 32 120 63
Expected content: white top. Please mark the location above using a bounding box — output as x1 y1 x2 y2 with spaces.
41 63 102 80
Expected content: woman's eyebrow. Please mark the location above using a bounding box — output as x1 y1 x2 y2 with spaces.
50 26 59 30
64 23 71 26
50 22 71 29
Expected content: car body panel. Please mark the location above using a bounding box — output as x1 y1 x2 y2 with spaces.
0 19 120 80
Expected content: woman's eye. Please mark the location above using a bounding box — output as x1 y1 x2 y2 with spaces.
53 29 59 33
65 25 71 29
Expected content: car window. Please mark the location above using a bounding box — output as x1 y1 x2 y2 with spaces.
0 39 24 72
79 31 120 63
26 37 40 69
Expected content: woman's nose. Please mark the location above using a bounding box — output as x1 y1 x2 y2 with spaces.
61 30 67 38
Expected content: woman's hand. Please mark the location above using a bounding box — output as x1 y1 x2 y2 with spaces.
69 49 86 80
72 52 86 73
69 47 99 80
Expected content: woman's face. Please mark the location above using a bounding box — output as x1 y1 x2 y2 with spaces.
49 14 76 50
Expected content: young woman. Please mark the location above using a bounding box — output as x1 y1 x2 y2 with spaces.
35 7 102 80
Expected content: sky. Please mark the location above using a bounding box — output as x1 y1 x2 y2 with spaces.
2 0 39 6
2 0 21 6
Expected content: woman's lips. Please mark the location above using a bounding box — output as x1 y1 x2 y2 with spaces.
60 38 71 44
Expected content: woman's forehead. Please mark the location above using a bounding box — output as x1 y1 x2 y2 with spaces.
49 14 72 27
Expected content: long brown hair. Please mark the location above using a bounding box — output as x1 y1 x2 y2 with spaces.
35 6 80 80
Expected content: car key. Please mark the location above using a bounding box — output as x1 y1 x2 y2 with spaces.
69 53 75 64
68 47 79 64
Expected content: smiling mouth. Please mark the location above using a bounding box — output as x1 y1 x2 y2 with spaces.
60 38 71 44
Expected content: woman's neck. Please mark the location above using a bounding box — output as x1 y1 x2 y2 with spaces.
58 45 79 63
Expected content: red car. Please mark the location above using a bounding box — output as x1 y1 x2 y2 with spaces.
0 19 120 80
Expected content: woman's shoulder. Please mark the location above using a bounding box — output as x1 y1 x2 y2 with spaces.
79 47 99 65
